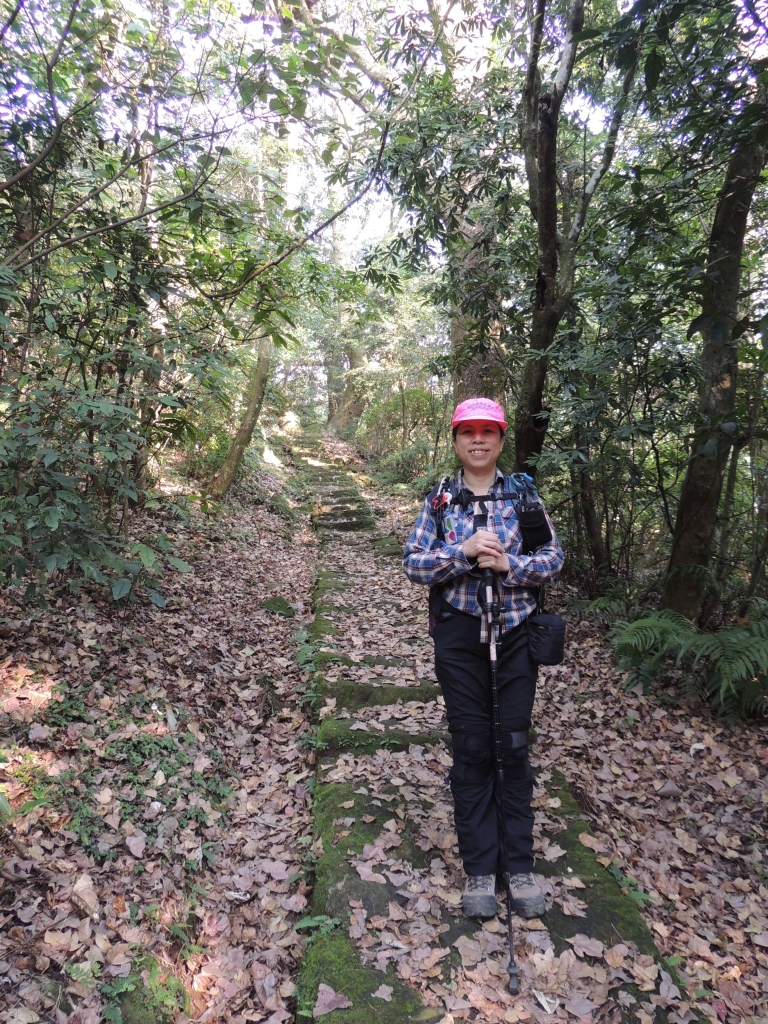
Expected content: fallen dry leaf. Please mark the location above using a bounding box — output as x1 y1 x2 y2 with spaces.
313 983 352 1017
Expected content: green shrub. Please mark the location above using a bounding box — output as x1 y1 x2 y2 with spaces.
612 608 768 720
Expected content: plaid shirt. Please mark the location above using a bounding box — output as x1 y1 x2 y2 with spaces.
403 469 564 641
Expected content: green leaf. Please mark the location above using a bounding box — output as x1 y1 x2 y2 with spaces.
103 261 118 281
44 510 60 530
644 50 664 91
167 556 192 572
147 589 167 608
44 315 57 331
112 578 132 601
0 793 11 818
135 544 157 568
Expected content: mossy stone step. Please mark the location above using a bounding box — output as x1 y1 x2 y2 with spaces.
317 716 448 753
295 782 473 1024
319 680 441 710
538 770 659 955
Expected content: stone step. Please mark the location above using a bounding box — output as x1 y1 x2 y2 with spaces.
293 431 677 1024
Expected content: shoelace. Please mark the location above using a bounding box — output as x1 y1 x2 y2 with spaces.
509 872 536 890
466 875 494 892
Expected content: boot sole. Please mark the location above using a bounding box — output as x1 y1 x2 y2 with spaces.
511 896 546 919
463 894 498 919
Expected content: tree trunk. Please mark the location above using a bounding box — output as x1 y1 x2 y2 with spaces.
323 344 342 424
514 0 584 474
581 466 611 575
573 424 611 574
328 341 366 429
513 0 634 474
569 463 584 559
209 336 272 498
449 219 506 404
740 525 768 616
662 145 765 621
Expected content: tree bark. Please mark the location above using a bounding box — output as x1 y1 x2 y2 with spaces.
328 341 365 429
573 424 611 574
513 0 635 473
209 335 272 498
662 144 766 621
514 0 583 473
449 218 506 404
581 466 611 575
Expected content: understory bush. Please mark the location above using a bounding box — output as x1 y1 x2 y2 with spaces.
612 608 768 720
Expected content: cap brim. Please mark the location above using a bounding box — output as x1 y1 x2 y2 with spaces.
452 415 508 430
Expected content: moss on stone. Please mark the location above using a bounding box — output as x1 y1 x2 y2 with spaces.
295 930 426 1024
313 570 351 600
537 770 658 955
308 613 339 640
371 535 403 559
320 680 441 710
314 650 354 670
117 956 188 1024
260 595 296 617
316 717 448 753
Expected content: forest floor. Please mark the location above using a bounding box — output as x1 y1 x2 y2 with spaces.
0 452 319 1024
1 428 767 1024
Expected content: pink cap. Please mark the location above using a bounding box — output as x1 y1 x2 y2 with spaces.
451 397 508 430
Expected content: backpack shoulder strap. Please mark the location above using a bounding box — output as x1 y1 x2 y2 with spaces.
427 476 452 541
507 472 538 499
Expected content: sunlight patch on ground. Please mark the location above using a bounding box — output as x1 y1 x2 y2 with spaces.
263 445 284 467
301 456 330 467
0 659 55 720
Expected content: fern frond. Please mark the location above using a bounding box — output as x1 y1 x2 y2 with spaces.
610 609 768 720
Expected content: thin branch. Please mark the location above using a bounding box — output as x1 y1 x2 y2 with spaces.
209 6 452 302
521 0 546 218
568 57 637 243
4 136 193 266
209 123 391 300
551 0 584 117
0 0 81 193
13 181 205 271
291 0 399 94
0 0 24 41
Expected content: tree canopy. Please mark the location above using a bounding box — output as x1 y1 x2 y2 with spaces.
1 0 768 711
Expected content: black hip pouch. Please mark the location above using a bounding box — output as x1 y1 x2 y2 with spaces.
527 612 566 665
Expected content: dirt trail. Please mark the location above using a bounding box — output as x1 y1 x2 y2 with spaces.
292 434 764 1024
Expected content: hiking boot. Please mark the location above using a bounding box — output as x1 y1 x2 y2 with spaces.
508 872 546 918
463 874 497 918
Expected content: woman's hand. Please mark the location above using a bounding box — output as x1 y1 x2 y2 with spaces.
462 529 510 573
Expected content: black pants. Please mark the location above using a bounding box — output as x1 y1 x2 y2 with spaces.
434 601 537 876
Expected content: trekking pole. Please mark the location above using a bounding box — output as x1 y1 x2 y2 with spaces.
482 567 520 995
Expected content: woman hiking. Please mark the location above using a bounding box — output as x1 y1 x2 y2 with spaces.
403 398 564 919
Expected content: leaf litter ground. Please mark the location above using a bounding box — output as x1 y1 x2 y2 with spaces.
0 466 319 1024
1 434 767 1024
308 435 767 1024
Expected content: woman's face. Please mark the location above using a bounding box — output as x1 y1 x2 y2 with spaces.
453 420 505 476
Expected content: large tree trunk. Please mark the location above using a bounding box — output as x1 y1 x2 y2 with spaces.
573 424 611 574
662 145 765 621
327 341 365 429
514 0 583 473
513 0 634 473
209 336 272 498
581 467 611 575
449 218 506 404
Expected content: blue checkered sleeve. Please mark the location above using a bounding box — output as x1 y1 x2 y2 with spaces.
501 507 564 588
402 498 472 585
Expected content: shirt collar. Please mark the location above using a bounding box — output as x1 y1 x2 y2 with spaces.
457 467 504 494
